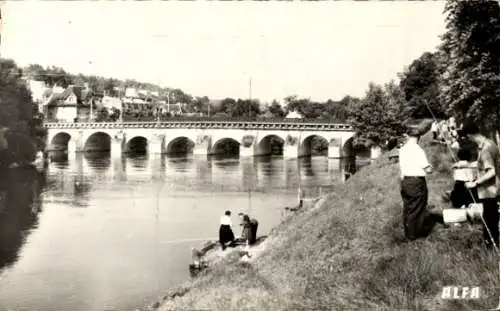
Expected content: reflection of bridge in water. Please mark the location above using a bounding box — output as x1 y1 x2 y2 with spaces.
45 153 361 201
44 120 380 159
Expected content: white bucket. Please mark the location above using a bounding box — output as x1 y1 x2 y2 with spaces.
443 209 468 223
468 203 483 220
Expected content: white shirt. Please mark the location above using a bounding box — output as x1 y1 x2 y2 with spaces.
399 139 430 179
220 215 232 226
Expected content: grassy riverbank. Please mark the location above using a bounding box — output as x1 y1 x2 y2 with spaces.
147 133 499 311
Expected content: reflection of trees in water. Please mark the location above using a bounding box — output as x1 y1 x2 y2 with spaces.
0 166 45 271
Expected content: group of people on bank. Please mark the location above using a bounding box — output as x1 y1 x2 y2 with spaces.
399 119 500 248
219 210 259 250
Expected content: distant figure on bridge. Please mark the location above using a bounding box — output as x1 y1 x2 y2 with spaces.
219 210 235 250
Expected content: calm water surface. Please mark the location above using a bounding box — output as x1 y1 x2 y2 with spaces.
0 152 361 311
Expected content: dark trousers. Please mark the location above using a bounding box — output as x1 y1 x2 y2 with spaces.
401 176 442 240
450 181 478 208
219 225 234 250
250 223 258 245
479 197 499 247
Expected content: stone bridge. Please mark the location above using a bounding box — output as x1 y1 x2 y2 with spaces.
44 120 381 159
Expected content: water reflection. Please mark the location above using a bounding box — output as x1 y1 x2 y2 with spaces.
47 153 366 197
0 166 45 271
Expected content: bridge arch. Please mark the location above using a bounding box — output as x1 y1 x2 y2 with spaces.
300 134 329 156
166 136 195 155
211 137 240 156
84 132 111 152
50 132 71 151
125 136 148 154
256 134 285 156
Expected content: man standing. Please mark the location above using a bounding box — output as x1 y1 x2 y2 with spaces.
461 121 500 248
399 123 443 240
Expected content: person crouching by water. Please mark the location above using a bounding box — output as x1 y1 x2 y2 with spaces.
238 213 259 246
219 210 235 250
399 122 444 240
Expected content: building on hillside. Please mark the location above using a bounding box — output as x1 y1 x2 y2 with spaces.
285 110 303 119
101 96 123 111
125 87 139 98
158 102 185 116
45 85 87 122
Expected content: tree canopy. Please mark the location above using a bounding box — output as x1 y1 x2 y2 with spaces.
399 52 446 119
439 0 500 137
349 81 406 149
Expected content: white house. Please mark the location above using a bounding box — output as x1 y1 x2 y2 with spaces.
285 110 303 119
125 87 139 98
101 96 122 111
46 85 85 122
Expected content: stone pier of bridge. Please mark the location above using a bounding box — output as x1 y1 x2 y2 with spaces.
45 121 382 160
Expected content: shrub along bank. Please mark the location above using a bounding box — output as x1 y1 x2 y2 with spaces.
144 132 499 311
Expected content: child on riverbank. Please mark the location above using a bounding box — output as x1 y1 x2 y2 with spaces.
448 148 478 209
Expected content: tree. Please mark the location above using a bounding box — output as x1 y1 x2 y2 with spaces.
220 97 237 115
109 108 120 122
169 88 193 105
349 82 406 149
192 96 211 115
227 99 261 118
23 64 46 81
399 52 446 119
268 100 285 118
0 59 42 166
95 107 109 122
439 0 500 138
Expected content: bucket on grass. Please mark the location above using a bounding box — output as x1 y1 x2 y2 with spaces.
442 203 483 224
443 209 467 223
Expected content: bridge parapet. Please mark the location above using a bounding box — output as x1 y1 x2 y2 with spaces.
43 121 353 132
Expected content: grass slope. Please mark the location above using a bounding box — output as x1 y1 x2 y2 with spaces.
155 133 499 311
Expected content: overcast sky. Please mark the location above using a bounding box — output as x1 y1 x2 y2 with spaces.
1 1 446 102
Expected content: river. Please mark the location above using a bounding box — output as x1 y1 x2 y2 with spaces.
0 152 365 311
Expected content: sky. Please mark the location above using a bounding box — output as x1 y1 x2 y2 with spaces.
1 1 446 102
